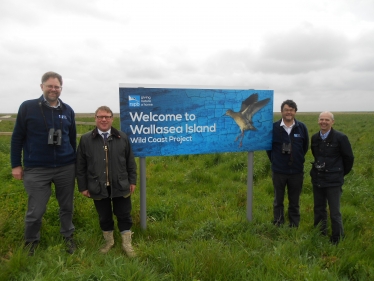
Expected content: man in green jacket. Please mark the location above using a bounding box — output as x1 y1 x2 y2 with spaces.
76 106 137 257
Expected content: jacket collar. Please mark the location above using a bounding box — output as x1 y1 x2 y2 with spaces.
91 127 121 139
38 95 65 110
324 127 335 141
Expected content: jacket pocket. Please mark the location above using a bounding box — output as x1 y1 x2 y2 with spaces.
118 175 130 190
87 175 105 195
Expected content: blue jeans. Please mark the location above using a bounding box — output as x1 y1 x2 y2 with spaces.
272 172 304 227
313 185 343 242
23 164 75 242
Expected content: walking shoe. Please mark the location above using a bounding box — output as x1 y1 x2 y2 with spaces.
100 231 115 254
24 241 39 256
121 231 136 258
64 235 77 254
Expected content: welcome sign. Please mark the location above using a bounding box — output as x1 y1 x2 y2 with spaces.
119 85 273 157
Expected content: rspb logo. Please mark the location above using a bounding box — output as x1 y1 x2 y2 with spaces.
129 95 140 107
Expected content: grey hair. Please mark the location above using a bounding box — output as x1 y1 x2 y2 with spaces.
319 111 334 120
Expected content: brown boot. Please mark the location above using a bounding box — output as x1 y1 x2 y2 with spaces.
121 231 136 258
100 231 114 253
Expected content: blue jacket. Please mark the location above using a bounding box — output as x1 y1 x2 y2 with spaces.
11 95 76 168
267 119 309 174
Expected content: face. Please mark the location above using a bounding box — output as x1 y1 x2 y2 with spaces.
318 112 334 133
281 104 296 123
95 110 113 132
40 77 62 105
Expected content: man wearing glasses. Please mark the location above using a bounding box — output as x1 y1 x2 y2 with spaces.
11 71 77 255
267 100 309 227
76 106 137 257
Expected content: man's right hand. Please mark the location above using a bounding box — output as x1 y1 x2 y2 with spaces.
12 166 24 180
81 190 91 198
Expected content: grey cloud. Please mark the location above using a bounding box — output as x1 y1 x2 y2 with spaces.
0 1 373 113
255 26 350 74
0 1 41 25
349 29 374 72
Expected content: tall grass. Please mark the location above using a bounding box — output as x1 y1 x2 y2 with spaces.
0 113 373 280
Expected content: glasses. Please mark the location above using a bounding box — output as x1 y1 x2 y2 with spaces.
96 116 113 120
282 109 295 113
43 84 62 90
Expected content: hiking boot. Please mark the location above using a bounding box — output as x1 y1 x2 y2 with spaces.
121 231 136 258
64 235 77 254
100 231 114 254
24 241 39 256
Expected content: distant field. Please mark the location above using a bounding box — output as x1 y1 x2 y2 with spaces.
1 112 373 280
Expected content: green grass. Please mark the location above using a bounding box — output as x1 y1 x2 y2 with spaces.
0 113 374 280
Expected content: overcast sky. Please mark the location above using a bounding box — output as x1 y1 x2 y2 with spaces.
0 0 373 113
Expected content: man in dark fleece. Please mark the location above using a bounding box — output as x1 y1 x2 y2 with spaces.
11 71 77 255
267 100 309 227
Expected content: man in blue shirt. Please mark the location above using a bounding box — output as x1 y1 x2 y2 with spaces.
11 71 77 255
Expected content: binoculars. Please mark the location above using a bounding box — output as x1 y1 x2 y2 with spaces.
282 143 292 154
48 128 62 146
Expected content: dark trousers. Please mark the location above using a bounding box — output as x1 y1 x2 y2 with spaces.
272 172 303 227
93 194 132 232
23 164 75 242
313 185 343 242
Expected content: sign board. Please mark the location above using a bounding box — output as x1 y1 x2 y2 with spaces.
119 85 273 157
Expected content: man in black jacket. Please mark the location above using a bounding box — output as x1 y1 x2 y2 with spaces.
76 106 137 257
310 111 354 244
267 100 309 227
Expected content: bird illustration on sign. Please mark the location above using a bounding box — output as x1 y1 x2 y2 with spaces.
225 93 270 147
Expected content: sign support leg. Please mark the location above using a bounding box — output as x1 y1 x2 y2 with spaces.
140 157 147 229
247 152 254 221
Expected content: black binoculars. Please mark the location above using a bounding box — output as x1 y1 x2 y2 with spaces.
48 128 62 146
282 143 292 154
314 162 326 171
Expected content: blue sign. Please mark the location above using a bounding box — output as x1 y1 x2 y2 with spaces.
119 85 273 157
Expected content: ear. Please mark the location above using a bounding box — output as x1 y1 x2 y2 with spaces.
40 84 43 91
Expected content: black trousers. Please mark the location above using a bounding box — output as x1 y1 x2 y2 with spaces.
272 172 304 227
93 193 132 232
313 185 343 242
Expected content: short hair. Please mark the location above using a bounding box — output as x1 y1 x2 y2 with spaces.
95 106 113 116
281 100 298 112
319 111 334 121
41 71 63 85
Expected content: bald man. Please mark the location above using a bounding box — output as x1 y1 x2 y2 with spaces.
310 111 354 244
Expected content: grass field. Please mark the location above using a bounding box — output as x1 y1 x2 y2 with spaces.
0 112 373 280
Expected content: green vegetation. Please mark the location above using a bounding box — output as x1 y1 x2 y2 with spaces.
0 113 373 280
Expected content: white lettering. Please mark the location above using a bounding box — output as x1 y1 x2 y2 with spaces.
185 123 216 133
129 112 183 122
130 125 183 134
168 136 193 144
148 137 168 143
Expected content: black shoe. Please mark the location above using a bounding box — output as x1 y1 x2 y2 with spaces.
24 241 39 256
330 235 343 245
64 235 77 254
330 238 339 245
273 221 283 227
